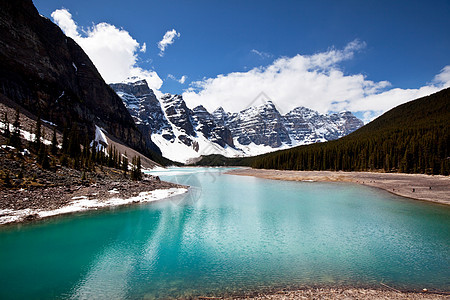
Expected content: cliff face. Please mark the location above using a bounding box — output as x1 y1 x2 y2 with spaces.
0 0 158 154
109 80 169 154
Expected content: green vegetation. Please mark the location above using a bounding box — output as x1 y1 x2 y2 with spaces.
251 88 450 175
130 156 142 181
8 108 22 150
1 113 144 182
192 154 253 167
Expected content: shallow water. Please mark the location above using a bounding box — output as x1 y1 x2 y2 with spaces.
0 167 449 299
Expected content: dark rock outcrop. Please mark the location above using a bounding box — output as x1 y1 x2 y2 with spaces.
110 79 173 148
0 0 159 155
192 105 234 148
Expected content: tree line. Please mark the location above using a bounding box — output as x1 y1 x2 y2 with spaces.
251 88 450 175
2 108 143 180
251 126 449 175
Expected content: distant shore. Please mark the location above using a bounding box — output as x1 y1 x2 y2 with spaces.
227 168 450 205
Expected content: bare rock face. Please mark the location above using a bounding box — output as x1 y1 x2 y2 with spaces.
160 94 196 139
111 81 236 156
284 107 364 143
330 111 365 136
0 0 158 155
225 101 291 147
110 79 170 153
191 105 235 148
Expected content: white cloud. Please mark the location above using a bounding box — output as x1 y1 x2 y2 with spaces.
158 29 180 57
183 40 450 123
251 49 272 58
140 43 147 53
168 74 187 84
51 8 79 38
433 65 450 85
51 9 162 90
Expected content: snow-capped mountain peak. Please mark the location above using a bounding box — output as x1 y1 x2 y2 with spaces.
110 80 363 163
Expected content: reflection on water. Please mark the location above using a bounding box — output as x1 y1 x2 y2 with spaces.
0 168 449 299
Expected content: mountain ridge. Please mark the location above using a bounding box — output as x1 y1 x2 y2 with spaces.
110 79 363 163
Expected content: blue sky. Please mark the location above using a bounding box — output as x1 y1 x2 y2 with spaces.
34 0 450 121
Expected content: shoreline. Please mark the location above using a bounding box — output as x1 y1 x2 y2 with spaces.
226 168 450 205
0 182 188 226
227 287 449 299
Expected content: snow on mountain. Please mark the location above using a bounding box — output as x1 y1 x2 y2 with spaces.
110 80 363 163
224 100 291 147
283 107 364 145
92 125 108 151
109 79 171 154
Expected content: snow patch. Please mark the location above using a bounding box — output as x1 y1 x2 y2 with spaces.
91 125 108 151
42 119 57 127
0 121 52 145
0 188 188 225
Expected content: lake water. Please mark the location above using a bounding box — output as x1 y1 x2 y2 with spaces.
0 167 449 299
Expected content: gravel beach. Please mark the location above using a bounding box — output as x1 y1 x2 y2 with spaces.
229 287 449 299
227 168 450 205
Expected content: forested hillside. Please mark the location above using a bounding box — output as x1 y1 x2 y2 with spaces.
250 88 450 175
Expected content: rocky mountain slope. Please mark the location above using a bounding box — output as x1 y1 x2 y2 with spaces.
111 79 363 163
0 0 160 158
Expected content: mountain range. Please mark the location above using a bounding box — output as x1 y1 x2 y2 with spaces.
0 0 363 166
0 0 447 177
111 79 363 163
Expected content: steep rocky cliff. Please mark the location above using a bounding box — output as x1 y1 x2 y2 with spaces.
0 0 159 155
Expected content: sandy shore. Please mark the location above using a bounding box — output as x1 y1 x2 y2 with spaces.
227 168 450 205
228 287 449 299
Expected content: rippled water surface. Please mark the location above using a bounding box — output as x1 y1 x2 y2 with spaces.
0 167 449 299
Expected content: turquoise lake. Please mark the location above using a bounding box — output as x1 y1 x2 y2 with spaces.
0 167 449 299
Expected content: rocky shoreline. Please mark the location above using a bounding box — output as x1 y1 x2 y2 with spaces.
228 287 449 299
227 168 450 205
0 177 187 225
0 138 190 225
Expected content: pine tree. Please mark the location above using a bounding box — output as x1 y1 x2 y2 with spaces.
42 148 50 170
3 171 12 188
37 143 50 169
34 116 42 152
130 155 142 181
61 125 69 154
68 124 81 158
51 127 58 155
122 152 128 175
2 112 10 138
107 146 114 167
8 108 21 149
